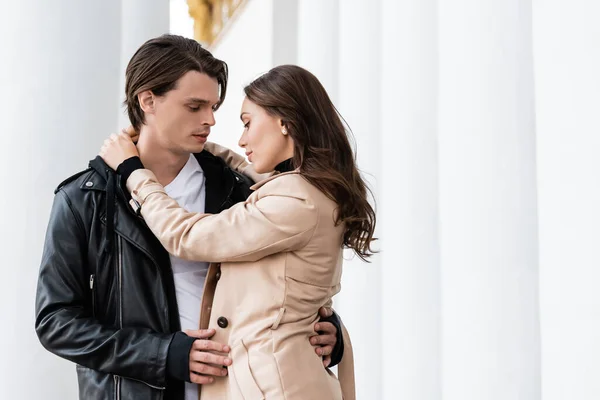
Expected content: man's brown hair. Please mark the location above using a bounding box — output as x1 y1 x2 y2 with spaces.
124 34 228 130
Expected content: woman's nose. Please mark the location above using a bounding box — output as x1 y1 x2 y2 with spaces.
238 131 247 148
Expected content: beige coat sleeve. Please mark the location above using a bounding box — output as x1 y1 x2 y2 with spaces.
203 141 273 183
126 169 319 262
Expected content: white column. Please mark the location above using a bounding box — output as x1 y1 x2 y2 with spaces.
0 2 121 399
380 0 441 399
296 0 339 101
533 1 600 399
271 0 298 66
337 1 382 398
437 1 541 399
119 0 170 127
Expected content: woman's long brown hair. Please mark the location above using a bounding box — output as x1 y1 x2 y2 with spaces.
244 65 377 261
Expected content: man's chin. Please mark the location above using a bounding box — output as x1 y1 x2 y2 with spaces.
186 143 206 154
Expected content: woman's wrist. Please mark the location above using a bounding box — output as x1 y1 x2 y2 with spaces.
116 156 144 183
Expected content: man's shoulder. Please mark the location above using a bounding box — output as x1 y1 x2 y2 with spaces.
55 156 111 195
54 167 105 199
54 168 91 193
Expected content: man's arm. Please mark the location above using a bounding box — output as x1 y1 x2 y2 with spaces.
35 190 194 387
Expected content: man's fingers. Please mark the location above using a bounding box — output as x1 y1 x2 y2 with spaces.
311 333 336 347
185 329 216 339
192 339 230 353
189 361 228 377
323 356 332 368
314 344 333 357
315 321 337 334
191 351 232 367
125 125 137 137
318 306 333 318
118 131 136 144
190 373 215 385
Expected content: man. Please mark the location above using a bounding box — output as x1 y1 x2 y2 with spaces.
35 34 344 400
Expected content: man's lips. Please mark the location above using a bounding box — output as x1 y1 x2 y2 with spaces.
192 133 209 143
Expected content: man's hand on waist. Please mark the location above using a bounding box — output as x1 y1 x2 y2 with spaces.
185 329 232 385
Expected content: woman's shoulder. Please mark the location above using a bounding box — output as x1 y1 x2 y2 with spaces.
256 172 336 210
255 172 312 197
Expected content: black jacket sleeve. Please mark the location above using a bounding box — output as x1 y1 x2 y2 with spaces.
34 190 189 387
320 311 345 367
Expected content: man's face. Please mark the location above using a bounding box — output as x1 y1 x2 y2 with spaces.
146 71 220 155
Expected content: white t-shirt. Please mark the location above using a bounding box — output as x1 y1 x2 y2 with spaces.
164 154 209 400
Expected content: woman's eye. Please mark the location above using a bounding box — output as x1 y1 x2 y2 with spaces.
244 122 250 129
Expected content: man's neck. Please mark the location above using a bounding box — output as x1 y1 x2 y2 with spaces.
136 127 190 187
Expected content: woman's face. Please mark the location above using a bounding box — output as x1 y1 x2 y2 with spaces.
238 97 294 173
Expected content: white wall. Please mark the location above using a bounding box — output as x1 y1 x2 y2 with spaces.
0 2 122 399
380 0 442 398
437 1 541 398
534 1 600 399
170 0 195 38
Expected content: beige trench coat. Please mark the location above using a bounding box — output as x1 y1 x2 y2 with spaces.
126 150 355 400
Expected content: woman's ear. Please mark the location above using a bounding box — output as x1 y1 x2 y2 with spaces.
280 119 288 135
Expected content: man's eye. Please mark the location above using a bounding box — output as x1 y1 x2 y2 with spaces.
189 106 200 112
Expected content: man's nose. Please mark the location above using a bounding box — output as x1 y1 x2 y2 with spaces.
203 109 216 126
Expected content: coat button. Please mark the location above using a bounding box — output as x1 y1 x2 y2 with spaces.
215 271 221 281
217 316 229 328
85 181 94 187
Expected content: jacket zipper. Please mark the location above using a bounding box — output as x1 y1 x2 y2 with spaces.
114 375 121 400
115 236 166 392
99 215 168 329
89 274 95 318
115 237 123 400
118 237 123 328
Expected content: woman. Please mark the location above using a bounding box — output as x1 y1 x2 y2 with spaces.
100 65 376 399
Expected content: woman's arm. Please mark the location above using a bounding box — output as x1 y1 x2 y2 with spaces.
127 169 319 262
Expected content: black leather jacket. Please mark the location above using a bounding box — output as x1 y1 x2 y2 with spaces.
35 151 343 400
